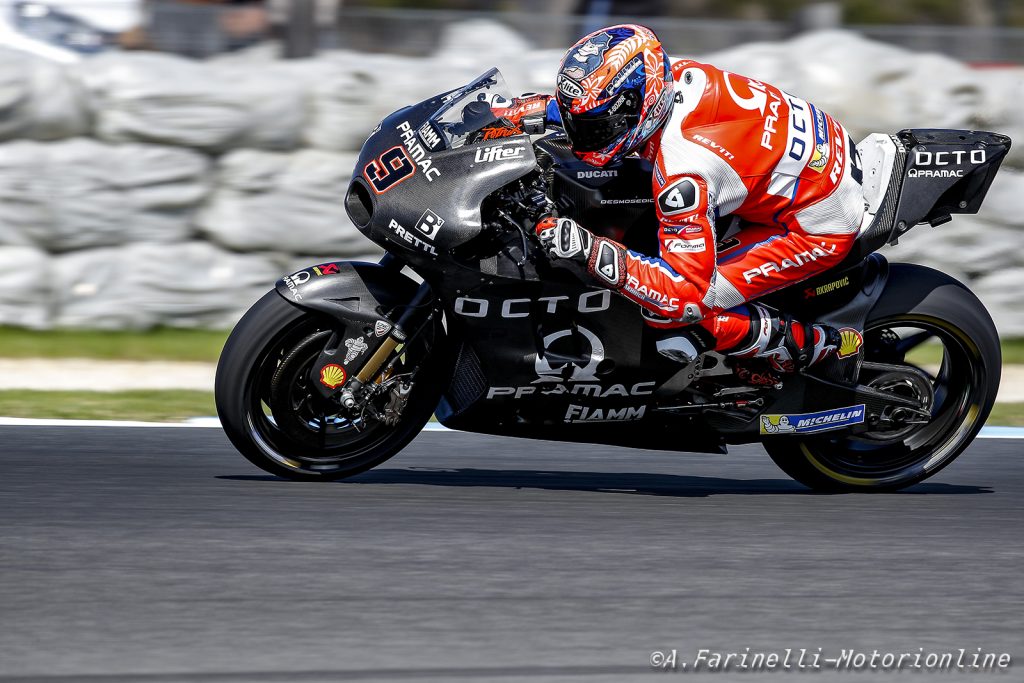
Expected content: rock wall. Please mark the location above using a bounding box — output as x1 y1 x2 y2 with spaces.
0 21 1022 333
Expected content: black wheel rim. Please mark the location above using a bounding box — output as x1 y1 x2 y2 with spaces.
242 316 431 476
799 315 989 486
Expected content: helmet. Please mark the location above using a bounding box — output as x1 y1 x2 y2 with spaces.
555 24 674 167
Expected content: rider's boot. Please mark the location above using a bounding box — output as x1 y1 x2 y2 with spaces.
723 303 844 375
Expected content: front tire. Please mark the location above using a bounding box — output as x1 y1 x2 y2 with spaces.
215 290 447 481
765 264 1000 492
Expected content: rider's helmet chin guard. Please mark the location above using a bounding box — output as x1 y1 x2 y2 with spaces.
555 24 675 168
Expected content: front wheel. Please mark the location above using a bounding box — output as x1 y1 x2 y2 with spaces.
215 290 447 481
765 264 1000 492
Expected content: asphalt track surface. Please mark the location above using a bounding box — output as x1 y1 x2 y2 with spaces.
1 427 1022 683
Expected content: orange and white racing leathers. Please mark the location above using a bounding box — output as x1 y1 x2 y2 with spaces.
618 59 866 351
506 60 866 358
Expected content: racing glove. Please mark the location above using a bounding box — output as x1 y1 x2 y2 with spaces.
535 216 627 289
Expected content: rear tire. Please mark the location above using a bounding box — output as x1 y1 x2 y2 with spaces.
765 264 1000 492
216 290 447 481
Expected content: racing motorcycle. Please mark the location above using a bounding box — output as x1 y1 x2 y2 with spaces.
215 68 1011 492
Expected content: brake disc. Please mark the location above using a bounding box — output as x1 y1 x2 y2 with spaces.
862 369 935 441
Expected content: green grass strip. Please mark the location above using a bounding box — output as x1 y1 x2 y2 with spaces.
983 403 1024 428
0 390 215 423
905 338 1024 366
0 327 230 362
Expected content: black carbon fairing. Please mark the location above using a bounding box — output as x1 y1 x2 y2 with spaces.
891 129 1010 236
347 108 536 264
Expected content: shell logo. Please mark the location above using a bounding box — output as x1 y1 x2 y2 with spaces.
319 364 347 389
837 328 864 359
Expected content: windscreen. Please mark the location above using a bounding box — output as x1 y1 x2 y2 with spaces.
427 68 514 150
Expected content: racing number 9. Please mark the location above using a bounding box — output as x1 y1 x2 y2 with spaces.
364 146 415 194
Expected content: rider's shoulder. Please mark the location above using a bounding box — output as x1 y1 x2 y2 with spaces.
670 60 725 118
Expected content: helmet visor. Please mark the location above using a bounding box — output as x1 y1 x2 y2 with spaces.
561 89 641 153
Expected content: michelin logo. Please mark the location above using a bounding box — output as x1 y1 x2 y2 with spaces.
759 404 866 435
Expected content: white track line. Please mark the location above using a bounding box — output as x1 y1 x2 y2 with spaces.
0 417 217 429
977 426 1024 439
0 416 1021 438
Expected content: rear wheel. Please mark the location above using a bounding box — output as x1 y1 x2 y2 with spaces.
216 290 447 481
765 265 1000 492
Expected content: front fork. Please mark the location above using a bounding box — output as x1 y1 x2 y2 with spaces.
336 280 434 409
305 254 436 422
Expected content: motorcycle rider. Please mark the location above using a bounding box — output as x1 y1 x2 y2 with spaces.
495 24 865 377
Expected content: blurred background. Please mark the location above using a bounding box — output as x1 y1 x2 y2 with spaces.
0 0 1023 421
